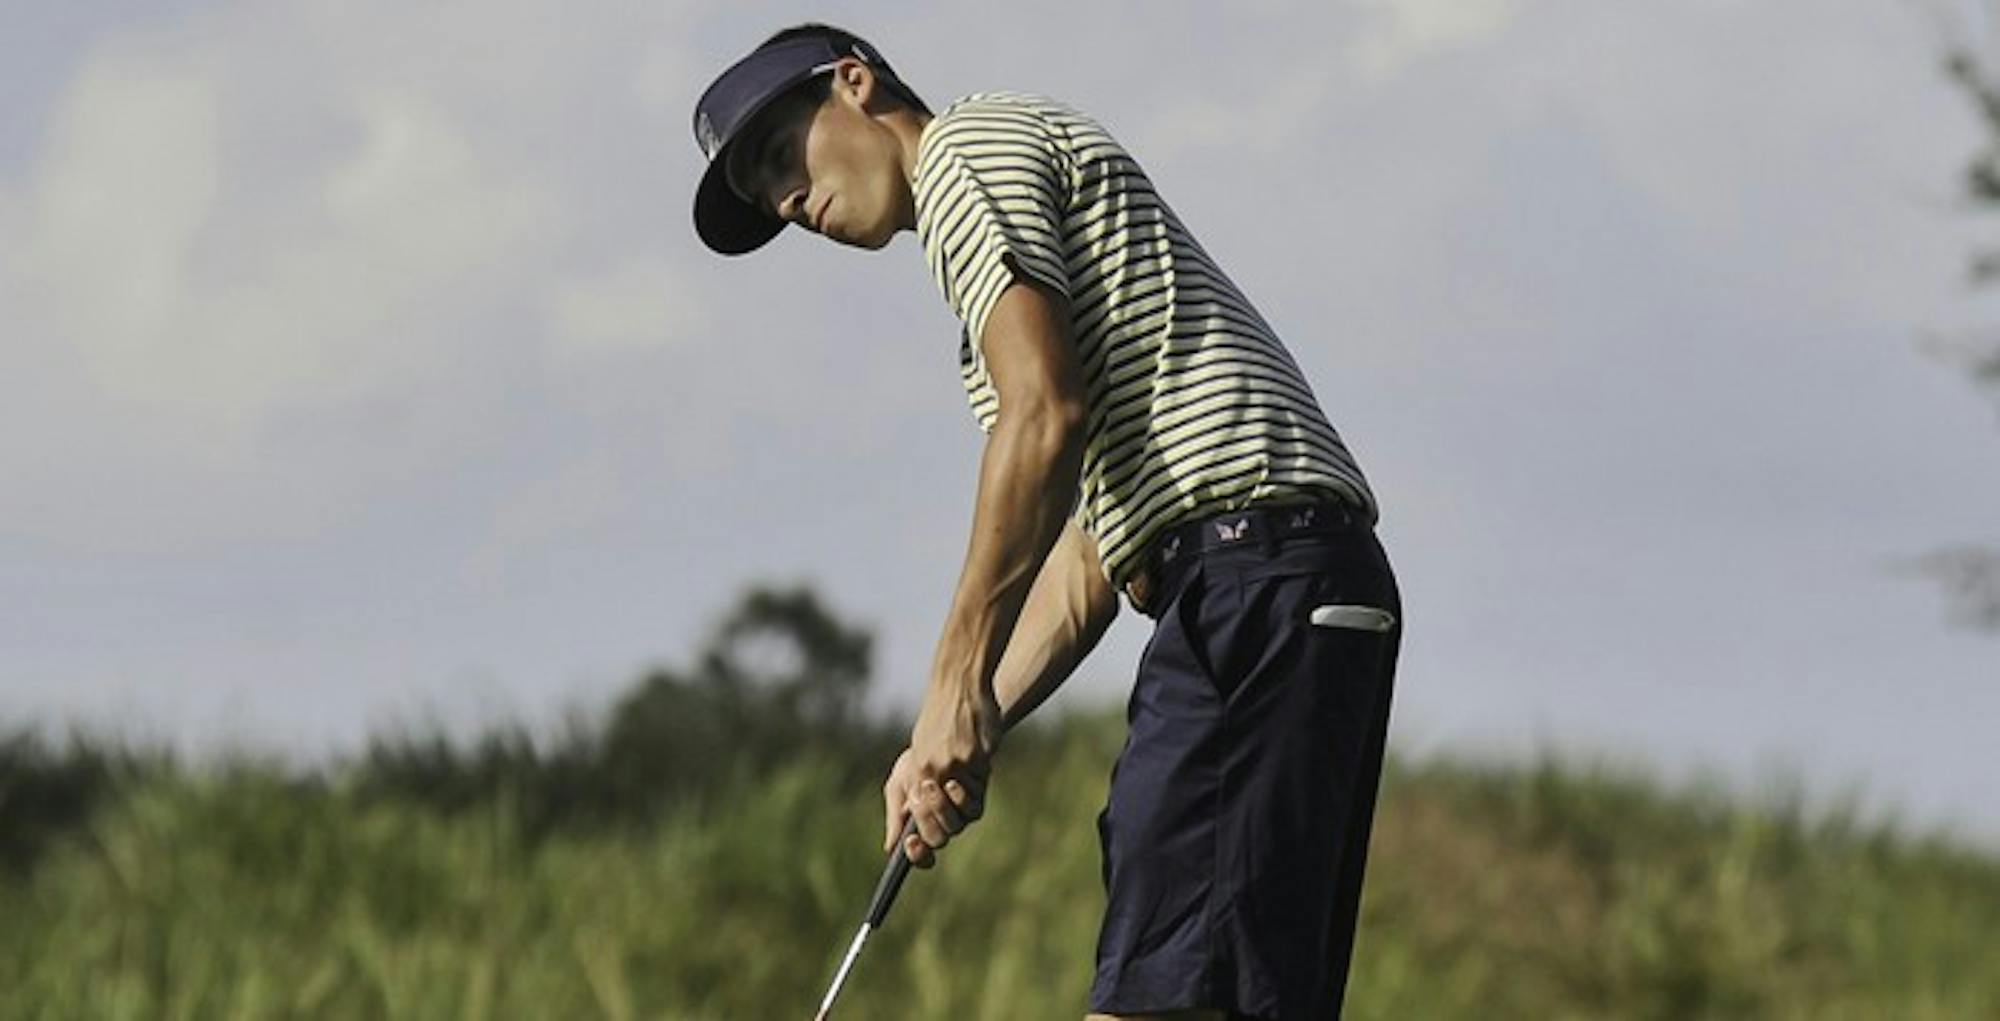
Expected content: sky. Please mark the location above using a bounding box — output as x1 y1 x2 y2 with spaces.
5 1 1999 844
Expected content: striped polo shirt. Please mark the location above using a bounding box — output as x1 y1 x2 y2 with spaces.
912 92 1377 585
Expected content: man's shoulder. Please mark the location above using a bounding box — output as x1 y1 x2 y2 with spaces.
918 94 1073 196
928 91 1093 138
937 90 1072 115
920 93 1116 181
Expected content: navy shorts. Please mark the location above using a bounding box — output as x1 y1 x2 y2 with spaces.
1090 508 1401 1020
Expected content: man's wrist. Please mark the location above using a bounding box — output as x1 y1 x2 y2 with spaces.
931 611 1003 696
925 661 993 704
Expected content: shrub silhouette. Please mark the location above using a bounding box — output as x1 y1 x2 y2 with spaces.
351 584 900 837
2 585 900 859
0 731 165 872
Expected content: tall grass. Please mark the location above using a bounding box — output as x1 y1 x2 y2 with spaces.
5 587 1995 1017
2 709 1996 1019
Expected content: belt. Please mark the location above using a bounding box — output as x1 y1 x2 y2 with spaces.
1123 501 1370 615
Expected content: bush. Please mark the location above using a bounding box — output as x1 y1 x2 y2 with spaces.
347 585 903 839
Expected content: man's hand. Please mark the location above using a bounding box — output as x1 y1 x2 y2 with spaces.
883 685 1000 867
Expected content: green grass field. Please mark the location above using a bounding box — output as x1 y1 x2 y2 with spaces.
3 707 1997 1020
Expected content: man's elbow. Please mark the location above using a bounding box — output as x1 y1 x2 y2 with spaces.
994 374 1085 452
1051 393 1088 450
1022 393 1087 468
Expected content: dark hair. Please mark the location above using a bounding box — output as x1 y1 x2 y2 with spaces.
757 23 930 116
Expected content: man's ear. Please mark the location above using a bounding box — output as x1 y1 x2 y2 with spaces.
833 57 887 112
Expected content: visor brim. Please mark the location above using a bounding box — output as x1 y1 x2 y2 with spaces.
693 151 787 256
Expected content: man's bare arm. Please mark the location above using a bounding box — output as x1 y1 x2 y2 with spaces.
890 275 1087 861
994 518 1119 731
927 277 1087 715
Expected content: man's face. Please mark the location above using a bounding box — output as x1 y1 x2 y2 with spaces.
725 61 909 250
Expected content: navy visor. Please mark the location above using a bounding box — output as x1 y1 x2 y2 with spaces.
691 34 893 255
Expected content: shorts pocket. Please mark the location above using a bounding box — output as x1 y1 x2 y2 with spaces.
1308 604 1398 633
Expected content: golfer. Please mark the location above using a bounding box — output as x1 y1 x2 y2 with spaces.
692 24 1402 1021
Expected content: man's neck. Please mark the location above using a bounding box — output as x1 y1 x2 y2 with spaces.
887 109 934 186
886 109 934 233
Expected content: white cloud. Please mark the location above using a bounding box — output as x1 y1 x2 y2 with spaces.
1349 0 1519 83
19 50 218 415
546 255 705 360
0 1 705 549
192 84 564 407
7 29 559 413
1132 0 1518 161
1138 60 1342 161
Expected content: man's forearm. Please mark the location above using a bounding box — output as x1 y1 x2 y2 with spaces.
928 399 1084 704
994 519 1119 730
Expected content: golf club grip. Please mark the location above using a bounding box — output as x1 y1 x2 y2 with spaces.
865 818 919 928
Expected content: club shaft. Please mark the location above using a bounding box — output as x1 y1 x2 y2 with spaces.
814 923 871 1020
812 818 919 1020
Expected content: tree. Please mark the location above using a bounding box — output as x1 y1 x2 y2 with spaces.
355 583 897 835
597 584 884 813
1917 8 2000 629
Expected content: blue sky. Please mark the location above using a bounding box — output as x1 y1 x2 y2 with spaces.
5 0 1999 844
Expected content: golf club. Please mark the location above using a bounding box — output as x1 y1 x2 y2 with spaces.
812 818 921 1021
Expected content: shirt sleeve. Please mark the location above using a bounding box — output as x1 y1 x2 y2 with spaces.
915 104 1073 351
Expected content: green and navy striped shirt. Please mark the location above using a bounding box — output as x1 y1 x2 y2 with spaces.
912 92 1377 585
